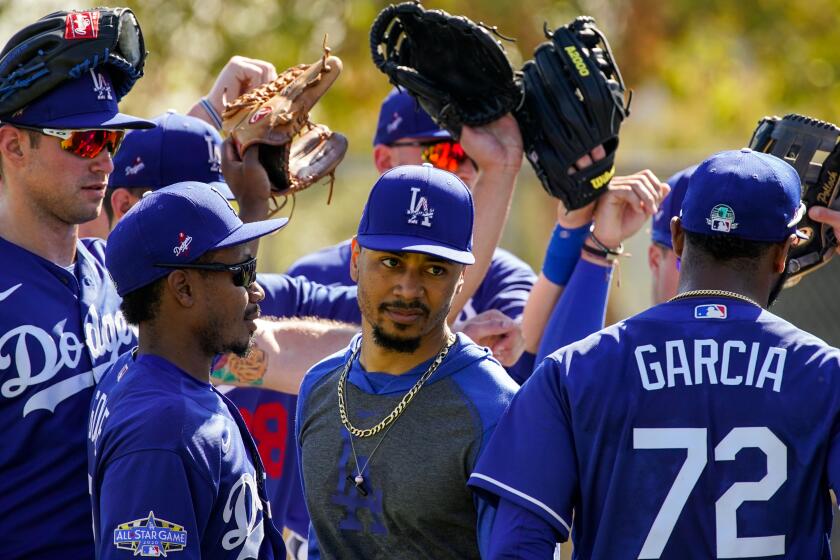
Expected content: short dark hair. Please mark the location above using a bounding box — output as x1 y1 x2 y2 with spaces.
119 248 226 325
120 277 164 325
684 231 775 269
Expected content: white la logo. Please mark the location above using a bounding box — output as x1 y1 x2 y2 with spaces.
406 187 434 227
89 70 112 101
205 134 221 172
222 472 264 559
386 112 403 134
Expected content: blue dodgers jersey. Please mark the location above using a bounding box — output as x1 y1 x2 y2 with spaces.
88 353 285 559
287 240 536 323
223 273 361 537
470 298 840 559
0 236 135 558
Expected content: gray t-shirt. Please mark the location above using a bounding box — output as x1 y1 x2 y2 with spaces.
297 334 517 559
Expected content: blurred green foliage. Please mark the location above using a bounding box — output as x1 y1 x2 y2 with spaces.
2 0 839 314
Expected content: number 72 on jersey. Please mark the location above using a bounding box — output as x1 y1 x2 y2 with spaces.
633 427 786 559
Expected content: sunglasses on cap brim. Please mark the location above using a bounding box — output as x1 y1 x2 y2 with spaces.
14 125 125 159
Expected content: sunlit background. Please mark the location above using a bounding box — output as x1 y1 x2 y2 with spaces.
3 1 840 555
1 0 837 334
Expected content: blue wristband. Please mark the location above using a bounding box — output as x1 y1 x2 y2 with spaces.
200 96 224 130
542 222 591 285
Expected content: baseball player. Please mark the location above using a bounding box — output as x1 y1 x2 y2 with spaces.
297 164 517 559
648 166 695 304
100 108 362 556
288 88 536 377
89 182 288 558
0 61 153 557
0 12 296 555
469 149 840 558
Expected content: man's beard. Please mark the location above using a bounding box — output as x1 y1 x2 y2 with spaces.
198 313 253 357
371 324 422 353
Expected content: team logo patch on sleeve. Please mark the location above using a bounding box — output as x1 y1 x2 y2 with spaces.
113 511 187 557
695 304 727 319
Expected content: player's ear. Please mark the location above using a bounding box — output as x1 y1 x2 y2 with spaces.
373 145 393 173
0 125 27 165
349 238 361 283
166 270 195 308
670 217 685 258
110 188 134 221
772 235 796 274
454 265 466 295
648 243 661 274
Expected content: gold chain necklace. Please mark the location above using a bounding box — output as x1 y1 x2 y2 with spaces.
668 289 761 308
337 333 457 439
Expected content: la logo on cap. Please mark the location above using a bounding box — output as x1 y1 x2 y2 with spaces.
707 204 738 233
387 112 403 134
90 70 112 101
205 134 221 172
406 187 434 227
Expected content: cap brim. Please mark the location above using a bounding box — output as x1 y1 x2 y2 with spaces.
36 110 155 130
357 234 475 265
402 129 452 142
214 217 288 250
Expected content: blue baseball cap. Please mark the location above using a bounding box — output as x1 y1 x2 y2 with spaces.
357 164 475 264
106 182 287 296
1 68 153 129
681 148 806 243
373 88 451 146
109 111 233 199
651 165 697 249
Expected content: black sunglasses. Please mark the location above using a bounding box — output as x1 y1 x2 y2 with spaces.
155 257 258 288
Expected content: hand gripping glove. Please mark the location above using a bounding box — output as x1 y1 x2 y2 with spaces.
749 113 840 287
515 16 631 210
222 47 347 198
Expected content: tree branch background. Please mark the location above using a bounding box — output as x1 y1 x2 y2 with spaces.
3 0 839 323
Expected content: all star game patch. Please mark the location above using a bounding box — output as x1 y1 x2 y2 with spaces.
113 511 187 556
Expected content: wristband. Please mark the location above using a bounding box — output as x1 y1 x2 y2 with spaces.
542 222 590 285
199 96 224 130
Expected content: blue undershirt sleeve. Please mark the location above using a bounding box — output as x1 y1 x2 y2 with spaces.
486 497 560 559
505 351 536 385
536 259 612 363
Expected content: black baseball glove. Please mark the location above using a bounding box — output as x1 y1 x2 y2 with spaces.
749 113 840 287
0 8 146 117
369 1 521 138
516 17 631 210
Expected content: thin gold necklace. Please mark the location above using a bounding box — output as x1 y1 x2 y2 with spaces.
337 333 457 495
668 289 761 308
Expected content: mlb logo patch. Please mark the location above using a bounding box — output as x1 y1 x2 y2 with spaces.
65 11 100 39
695 304 727 319
706 204 738 233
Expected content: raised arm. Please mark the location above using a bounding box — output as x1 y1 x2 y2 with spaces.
212 317 358 394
